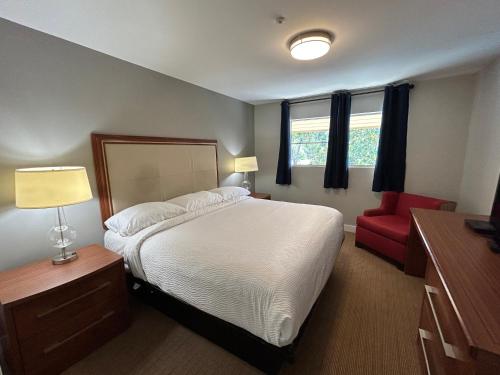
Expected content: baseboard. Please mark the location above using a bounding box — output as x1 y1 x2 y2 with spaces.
344 224 356 233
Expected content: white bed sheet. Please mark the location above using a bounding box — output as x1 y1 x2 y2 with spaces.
104 230 128 258
104 197 343 347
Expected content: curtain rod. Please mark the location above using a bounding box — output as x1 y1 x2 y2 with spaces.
289 84 415 105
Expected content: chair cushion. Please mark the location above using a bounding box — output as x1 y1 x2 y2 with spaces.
355 226 407 264
356 214 410 244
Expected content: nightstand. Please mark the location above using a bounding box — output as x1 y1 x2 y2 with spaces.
250 192 271 200
0 245 130 375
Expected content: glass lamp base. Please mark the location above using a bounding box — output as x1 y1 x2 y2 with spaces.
49 207 78 265
242 179 252 191
242 171 252 191
52 251 78 265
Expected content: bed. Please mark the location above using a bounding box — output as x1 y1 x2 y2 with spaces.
91 133 344 373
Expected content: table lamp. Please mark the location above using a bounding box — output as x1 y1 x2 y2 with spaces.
15 166 93 264
235 156 258 191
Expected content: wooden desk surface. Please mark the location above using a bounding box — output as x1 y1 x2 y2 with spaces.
411 208 500 357
0 244 122 306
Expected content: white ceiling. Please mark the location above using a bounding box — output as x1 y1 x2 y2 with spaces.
1 0 500 104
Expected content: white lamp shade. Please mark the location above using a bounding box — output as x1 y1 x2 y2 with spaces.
15 166 93 208
235 157 259 173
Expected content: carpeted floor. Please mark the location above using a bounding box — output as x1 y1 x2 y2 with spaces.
65 233 424 375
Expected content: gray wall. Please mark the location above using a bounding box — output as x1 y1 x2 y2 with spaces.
0 19 254 271
458 57 500 214
255 74 476 225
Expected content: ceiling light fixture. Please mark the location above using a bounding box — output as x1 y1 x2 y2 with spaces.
289 30 333 61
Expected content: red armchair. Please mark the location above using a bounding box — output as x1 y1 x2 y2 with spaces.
355 192 456 265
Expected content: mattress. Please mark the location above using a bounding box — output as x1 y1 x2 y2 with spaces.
104 197 344 347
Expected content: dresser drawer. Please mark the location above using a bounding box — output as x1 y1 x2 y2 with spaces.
424 262 471 361
419 297 447 375
13 264 123 341
20 308 129 375
420 261 475 374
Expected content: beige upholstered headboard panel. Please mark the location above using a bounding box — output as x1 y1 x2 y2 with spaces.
91 134 218 224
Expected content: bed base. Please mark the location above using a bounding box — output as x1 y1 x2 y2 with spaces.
127 275 309 374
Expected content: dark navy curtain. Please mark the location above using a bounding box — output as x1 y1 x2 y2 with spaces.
372 83 411 192
324 92 351 189
276 100 292 185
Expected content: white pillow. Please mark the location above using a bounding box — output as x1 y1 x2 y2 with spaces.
105 202 186 236
167 191 223 211
210 186 251 201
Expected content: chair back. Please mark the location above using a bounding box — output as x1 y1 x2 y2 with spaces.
395 193 449 219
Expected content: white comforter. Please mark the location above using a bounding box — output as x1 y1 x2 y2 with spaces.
105 197 344 346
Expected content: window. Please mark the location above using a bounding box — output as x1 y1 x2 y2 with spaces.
349 112 382 166
291 117 329 166
290 112 382 167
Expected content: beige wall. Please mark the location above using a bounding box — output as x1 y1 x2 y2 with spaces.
406 75 476 200
254 74 476 226
0 19 254 271
458 58 500 214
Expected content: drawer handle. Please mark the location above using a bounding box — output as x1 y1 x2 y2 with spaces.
43 310 115 354
37 281 112 319
425 285 461 360
419 328 433 375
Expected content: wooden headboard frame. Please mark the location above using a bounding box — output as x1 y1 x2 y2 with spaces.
91 133 219 226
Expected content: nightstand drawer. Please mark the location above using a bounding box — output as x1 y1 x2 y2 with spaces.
20 308 129 375
19 293 126 344
13 264 122 341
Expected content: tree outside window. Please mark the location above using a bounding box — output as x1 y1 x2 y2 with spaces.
291 112 382 166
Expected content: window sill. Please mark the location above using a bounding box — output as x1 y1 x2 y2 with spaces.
350 165 376 169
292 165 325 168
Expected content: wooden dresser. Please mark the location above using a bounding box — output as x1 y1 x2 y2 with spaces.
0 245 130 375
406 209 500 375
